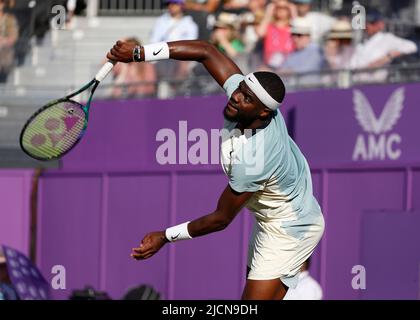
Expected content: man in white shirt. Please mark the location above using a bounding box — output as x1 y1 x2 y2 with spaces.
149 0 199 87
284 257 323 300
350 9 417 70
150 0 198 44
290 0 336 44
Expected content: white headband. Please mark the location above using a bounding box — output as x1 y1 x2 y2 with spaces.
244 73 281 110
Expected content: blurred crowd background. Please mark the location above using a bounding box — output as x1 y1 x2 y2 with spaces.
1 0 420 166
0 0 420 99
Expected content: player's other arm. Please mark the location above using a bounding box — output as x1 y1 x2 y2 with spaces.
131 185 254 260
188 184 254 236
106 39 242 88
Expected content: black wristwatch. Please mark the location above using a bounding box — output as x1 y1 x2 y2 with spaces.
133 45 142 62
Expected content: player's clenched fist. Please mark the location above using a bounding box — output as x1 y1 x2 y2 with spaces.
107 40 136 63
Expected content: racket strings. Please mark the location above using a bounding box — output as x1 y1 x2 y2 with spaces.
21 101 86 160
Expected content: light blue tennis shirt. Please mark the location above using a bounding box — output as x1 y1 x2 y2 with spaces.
221 74 322 234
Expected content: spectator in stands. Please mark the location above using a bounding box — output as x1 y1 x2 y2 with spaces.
65 0 88 30
111 38 157 99
211 12 245 59
257 0 294 70
290 0 335 44
184 0 222 40
240 0 266 71
350 9 418 70
150 0 198 82
283 257 323 300
279 17 323 74
33 0 55 45
222 0 249 14
323 20 354 70
0 0 18 83
7 0 34 66
150 0 198 44
66 0 77 29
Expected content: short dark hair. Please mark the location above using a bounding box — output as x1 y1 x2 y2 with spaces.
254 71 286 105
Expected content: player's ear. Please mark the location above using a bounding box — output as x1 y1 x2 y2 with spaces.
259 107 272 120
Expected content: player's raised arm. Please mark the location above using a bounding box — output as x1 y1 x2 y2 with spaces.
106 39 242 88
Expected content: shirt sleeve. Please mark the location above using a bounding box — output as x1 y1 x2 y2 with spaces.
229 165 266 193
387 34 418 55
228 139 268 193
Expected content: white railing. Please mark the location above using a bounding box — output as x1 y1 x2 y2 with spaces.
98 0 164 16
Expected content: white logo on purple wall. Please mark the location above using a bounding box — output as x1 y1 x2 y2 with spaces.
352 88 404 161
51 265 66 290
351 265 366 290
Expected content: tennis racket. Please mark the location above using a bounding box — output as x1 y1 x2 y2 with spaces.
20 60 116 161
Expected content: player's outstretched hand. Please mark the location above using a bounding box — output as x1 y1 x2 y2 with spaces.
107 40 136 63
131 231 168 260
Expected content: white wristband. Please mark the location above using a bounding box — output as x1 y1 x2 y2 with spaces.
165 221 192 242
143 42 170 62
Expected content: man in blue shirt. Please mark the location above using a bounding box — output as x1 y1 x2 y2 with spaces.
107 39 324 300
281 17 324 74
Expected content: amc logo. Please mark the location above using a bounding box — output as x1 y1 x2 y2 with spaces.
352 88 404 161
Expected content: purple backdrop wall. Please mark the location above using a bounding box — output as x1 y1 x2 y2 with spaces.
2 83 419 300
0 170 33 256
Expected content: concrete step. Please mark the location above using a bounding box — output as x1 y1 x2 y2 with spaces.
5 16 158 89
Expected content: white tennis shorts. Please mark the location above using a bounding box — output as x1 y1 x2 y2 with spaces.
247 215 325 289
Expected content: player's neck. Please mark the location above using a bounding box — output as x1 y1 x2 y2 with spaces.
237 118 271 134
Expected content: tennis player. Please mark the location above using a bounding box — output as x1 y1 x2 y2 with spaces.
107 40 325 300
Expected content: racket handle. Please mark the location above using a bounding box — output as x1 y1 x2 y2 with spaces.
95 60 116 82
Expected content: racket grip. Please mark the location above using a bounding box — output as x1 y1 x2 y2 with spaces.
95 60 116 82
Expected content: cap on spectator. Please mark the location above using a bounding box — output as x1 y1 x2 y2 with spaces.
291 0 313 4
164 0 185 5
214 12 239 30
291 17 311 35
328 20 353 39
366 8 384 23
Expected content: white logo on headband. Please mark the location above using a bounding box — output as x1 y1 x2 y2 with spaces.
244 73 281 110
